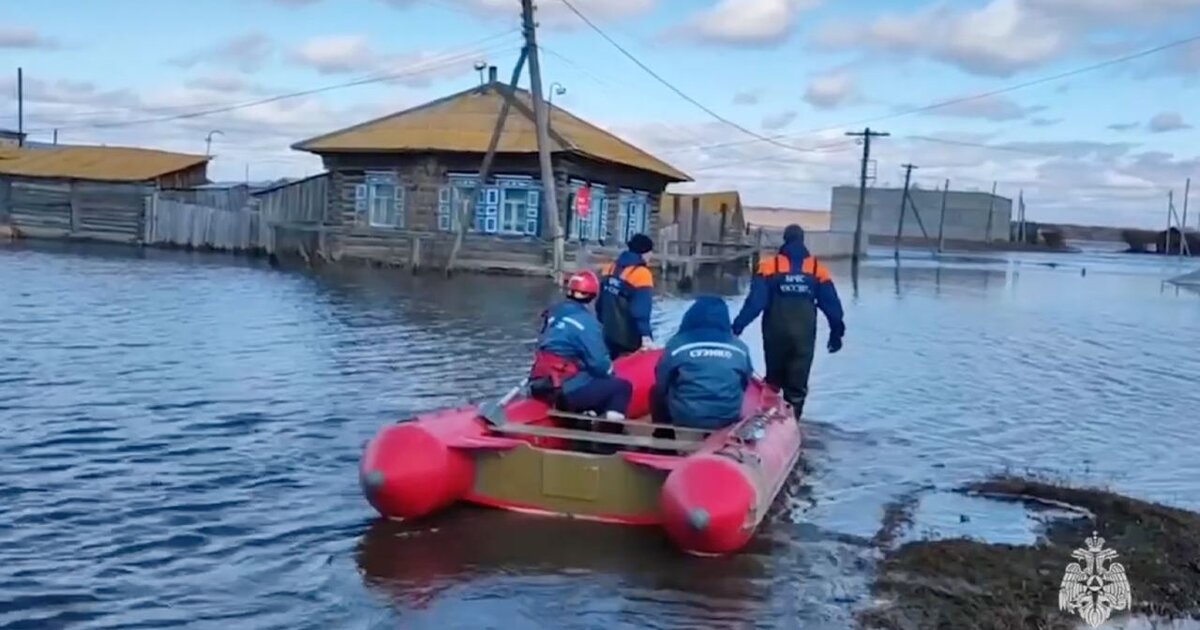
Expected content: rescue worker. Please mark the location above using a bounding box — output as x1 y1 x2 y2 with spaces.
731 224 844 419
597 233 655 359
652 296 753 431
529 270 633 422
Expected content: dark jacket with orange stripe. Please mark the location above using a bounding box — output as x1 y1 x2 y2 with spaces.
732 241 844 337
597 250 654 353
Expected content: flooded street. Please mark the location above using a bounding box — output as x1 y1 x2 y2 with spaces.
2 242 1198 629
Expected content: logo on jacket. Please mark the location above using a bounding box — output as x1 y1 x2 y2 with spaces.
689 348 734 359
1058 531 1131 628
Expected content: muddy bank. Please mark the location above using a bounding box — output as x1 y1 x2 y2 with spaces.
860 476 1200 630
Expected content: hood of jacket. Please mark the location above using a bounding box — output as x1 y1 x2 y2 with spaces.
615 250 647 270
779 239 812 264
679 296 732 333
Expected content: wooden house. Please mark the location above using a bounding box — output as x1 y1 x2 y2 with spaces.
291 78 691 271
0 145 209 243
660 191 747 245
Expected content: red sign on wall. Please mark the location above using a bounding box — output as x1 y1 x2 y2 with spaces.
575 186 591 218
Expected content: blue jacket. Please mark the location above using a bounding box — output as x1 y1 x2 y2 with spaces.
732 241 845 336
537 300 613 394
597 250 654 340
657 296 753 429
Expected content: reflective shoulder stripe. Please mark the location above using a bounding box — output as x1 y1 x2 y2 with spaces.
601 262 615 276
757 255 788 276
559 316 586 330
803 256 831 282
670 341 748 357
622 265 654 288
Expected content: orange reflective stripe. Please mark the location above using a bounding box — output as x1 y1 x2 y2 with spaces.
622 266 654 288
802 256 832 282
601 262 615 276
757 254 790 276
775 254 791 274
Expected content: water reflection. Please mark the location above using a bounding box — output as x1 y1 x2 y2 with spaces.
1 241 1198 629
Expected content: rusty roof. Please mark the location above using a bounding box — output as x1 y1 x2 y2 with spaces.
661 191 742 215
292 83 691 182
0 145 209 182
744 206 832 231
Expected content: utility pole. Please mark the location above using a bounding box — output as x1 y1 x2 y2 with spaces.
522 0 563 277
895 163 917 258
17 67 24 148
984 181 998 242
52 128 58 145
936 178 950 253
444 52 529 276
1183 177 1191 235
845 127 889 261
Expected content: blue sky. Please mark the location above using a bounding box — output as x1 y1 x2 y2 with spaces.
2 0 1199 227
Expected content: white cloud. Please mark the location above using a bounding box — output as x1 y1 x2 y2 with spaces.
0 26 59 50
170 33 274 73
1148 111 1191 133
762 111 797 130
291 35 378 74
803 70 857 109
611 119 1189 227
911 94 1046 121
733 90 763 106
1108 122 1139 132
682 0 822 46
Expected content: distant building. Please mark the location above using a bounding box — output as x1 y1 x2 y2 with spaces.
0 145 210 242
660 191 746 244
0 128 25 148
291 74 690 270
830 186 1012 243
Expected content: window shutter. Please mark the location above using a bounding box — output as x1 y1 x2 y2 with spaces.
354 184 368 223
526 190 540 235
437 187 451 231
394 186 406 228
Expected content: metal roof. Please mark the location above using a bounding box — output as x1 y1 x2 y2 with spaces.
0 145 209 182
293 83 691 182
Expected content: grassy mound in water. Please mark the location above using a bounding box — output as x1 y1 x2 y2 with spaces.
860 475 1200 630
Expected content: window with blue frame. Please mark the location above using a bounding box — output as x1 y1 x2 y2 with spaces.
437 174 540 236
567 180 607 242
617 188 650 243
354 171 405 228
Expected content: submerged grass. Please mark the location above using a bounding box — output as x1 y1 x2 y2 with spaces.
860 475 1200 630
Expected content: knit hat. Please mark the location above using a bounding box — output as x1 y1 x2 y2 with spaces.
627 233 654 254
783 224 805 244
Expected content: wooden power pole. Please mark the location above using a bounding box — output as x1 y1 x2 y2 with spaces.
894 163 917 258
17 67 24 148
521 0 563 277
845 127 889 260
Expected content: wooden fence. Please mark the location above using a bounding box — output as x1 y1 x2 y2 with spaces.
253 174 326 254
0 176 149 243
144 195 261 252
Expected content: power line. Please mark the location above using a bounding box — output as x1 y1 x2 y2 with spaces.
648 31 1200 156
25 35 523 133
556 0 837 154
907 135 1063 156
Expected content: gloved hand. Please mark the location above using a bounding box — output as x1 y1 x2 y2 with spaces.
827 321 845 354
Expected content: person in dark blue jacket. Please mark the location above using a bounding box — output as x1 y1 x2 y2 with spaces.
652 296 753 430
530 270 632 422
731 224 844 419
597 233 656 359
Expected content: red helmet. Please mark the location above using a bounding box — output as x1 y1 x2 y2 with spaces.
565 270 600 300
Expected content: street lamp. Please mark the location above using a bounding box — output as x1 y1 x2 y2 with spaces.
549 82 566 107
205 130 224 157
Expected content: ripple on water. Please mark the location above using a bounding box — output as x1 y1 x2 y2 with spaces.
0 245 1197 628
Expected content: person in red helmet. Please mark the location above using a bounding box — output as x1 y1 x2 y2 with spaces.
528 270 633 423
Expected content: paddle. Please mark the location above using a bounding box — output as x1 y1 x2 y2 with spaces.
477 377 528 426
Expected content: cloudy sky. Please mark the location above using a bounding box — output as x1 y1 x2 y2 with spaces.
3 0 1199 228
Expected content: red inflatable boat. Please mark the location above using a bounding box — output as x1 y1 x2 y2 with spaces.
358 348 802 556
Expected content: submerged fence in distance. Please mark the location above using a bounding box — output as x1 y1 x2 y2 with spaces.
144 195 261 252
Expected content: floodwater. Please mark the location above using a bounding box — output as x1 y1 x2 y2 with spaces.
1 241 1198 630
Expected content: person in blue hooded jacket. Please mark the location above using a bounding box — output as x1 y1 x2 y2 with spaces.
529 270 632 422
651 296 753 430
596 233 655 359
731 224 844 420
